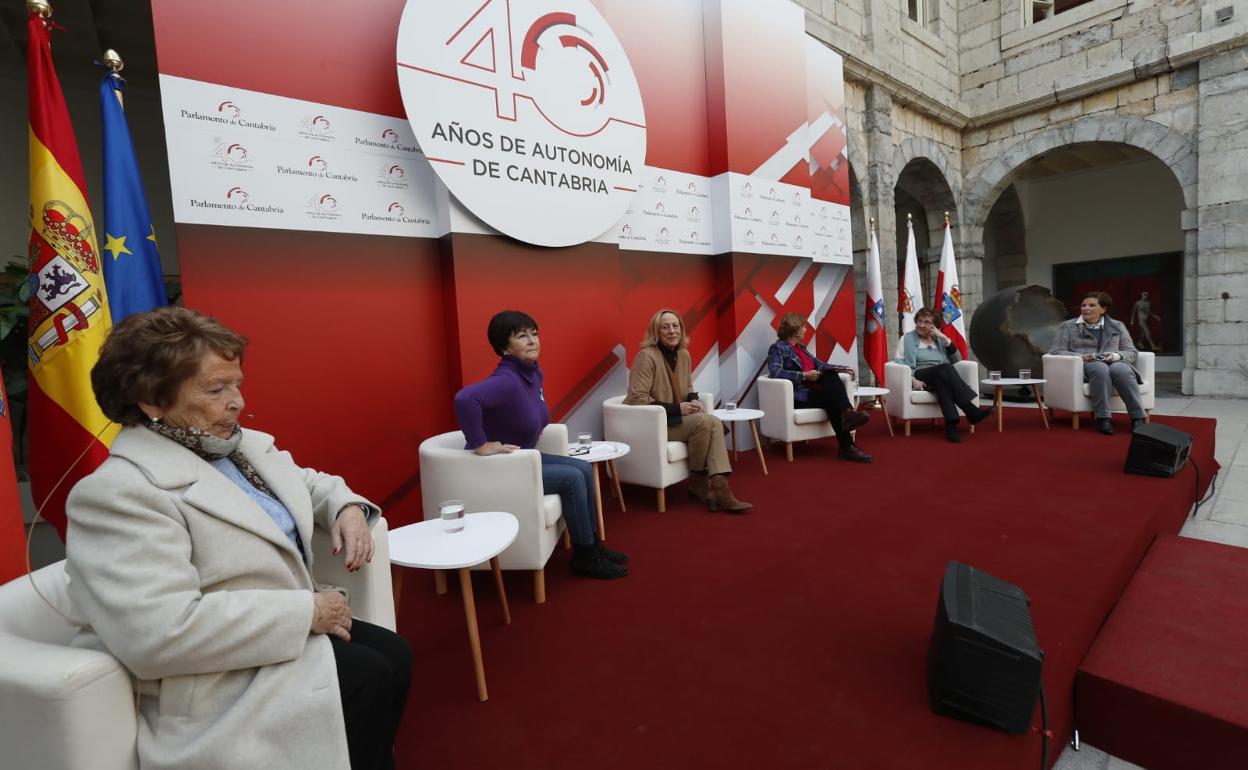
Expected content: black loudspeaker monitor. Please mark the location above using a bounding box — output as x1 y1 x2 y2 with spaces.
927 561 1043 734
1124 423 1192 478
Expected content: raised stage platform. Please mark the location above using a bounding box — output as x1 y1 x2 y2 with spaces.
393 414 1218 770
1077 534 1248 770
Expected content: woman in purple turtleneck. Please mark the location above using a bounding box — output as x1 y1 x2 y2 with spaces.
453 310 629 580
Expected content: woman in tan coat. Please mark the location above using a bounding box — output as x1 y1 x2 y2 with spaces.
624 309 752 513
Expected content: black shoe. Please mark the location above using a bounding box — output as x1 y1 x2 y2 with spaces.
967 405 995 426
837 445 873 463
1131 417 1147 432
571 547 628 579
1096 418 1115 435
945 425 962 443
597 543 629 564
840 409 870 432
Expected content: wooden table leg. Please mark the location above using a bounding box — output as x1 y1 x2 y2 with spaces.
458 568 488 702
392 565 404 613
489 556 511 625
730 421 739 460
749 420 769 476
1034 386 1050 429
592 463 606 542
433 569 447 595
996 385 1005 433
879 396 895 437
607 458 626 512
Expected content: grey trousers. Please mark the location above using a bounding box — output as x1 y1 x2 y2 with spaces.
1084 360 1145 419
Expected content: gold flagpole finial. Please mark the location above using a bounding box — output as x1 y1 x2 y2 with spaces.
906 212 912 223
869 216 876 230
28 0 52 17
944 211 951 225
102 49 124 74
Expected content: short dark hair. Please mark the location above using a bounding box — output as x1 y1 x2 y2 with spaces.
1082 291 1113 312
92 307 248 426
487 310 538 355
914 307 939 325
776 312 807 340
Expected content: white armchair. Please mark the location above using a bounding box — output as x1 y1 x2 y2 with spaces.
1042 352 1155 429
884 360 980 436
603 391 713 512
0 518 394 770
418 425 567 603
756 373 855 461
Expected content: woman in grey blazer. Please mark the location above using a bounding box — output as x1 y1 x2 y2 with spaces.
65 307 410 770
1048 291 1146 435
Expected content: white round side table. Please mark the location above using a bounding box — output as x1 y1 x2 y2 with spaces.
568 440 630 541
980 377 1050 432
711 407 768 475
388 511 518 701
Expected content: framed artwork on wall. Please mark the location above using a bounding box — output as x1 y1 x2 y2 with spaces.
1052 252 1182 356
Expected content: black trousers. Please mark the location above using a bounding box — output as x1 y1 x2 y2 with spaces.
913 363 978 422
796 373 855 445
330 619 413 770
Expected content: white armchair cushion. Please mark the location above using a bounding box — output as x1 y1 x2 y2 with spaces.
602 391 713 497
541 495 562 528
793 408 829 425
1043 352 1155 417
885 360 980 426
419 429 564 572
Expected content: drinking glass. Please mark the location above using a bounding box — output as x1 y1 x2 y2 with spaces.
989 370 1002 381
1018 368 1032 380
724 400 737 411
438 499 465 533
577 432 593 447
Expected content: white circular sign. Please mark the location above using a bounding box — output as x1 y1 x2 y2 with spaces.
397 0 646 247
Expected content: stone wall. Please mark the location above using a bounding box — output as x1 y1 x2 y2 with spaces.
798 0 1247 395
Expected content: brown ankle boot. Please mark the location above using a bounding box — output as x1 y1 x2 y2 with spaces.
708 474 753 514
687 471 710 506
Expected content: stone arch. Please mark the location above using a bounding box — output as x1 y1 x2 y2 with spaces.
890 136 961 220
963 115 1197 239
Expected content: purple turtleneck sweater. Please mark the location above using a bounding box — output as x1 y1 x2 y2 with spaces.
454 356 551 450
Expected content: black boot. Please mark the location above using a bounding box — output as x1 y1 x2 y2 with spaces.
571 544 628 579
945 420 962 443
966 404 995 426
597 542 629 564
1097 418 1115 435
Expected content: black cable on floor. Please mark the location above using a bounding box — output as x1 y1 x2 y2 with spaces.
1189 458 1220 517
1039 683 1050 770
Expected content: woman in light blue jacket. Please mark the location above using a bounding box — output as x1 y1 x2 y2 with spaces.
895 308 994 442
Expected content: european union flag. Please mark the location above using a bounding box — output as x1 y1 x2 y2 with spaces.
100 72 168 321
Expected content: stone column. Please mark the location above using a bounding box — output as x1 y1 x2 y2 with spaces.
863 83 898 347
1195 49 1248 396
957 237 986 341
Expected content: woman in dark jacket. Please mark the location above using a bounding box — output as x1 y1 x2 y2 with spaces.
766 312 872 463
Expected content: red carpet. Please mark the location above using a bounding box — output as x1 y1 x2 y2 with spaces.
1076 534 1248 770
393 414 1217 769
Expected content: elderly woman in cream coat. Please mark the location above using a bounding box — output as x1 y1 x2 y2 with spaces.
65 307 411 770
624 309 752 513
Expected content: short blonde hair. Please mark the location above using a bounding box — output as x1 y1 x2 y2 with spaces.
641 308 688 350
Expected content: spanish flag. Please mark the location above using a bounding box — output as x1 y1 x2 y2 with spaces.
27 8 118 540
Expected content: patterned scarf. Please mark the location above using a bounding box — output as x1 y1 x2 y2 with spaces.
144 421 277 498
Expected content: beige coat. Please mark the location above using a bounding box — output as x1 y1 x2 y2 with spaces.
65 426 378 770
624 345 693 407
